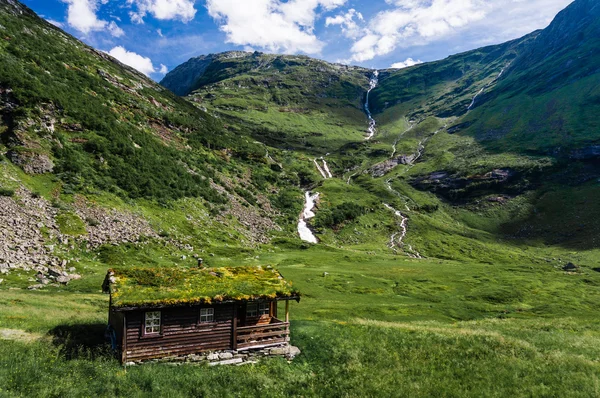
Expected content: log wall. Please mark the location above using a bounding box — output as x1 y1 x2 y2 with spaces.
123 304 234 362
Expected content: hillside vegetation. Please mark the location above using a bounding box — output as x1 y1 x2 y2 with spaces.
1 0 600 396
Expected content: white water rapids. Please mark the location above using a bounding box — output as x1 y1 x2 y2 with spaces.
298 191 319 243
322 159 333 178
314 158 333 179
364 71 379 140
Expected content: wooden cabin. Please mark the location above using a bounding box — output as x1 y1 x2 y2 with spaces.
102 266 300 363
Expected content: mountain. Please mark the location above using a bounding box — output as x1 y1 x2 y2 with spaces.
453 0 600 154
2 0 600 395
162 0 600 252
161 52 372 152
0 0 318 265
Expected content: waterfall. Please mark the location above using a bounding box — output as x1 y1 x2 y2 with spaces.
364 71 379 140
298 191 319 243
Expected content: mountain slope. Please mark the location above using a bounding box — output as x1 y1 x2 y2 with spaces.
162 52 373 152
457 0 600 154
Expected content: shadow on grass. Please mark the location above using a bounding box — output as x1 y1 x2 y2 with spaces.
48 323 115 360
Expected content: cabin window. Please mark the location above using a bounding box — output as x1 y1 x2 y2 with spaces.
200 308 214 323
144 311 161 335
259 302 270 316
247 302 270 317
246 303 258 317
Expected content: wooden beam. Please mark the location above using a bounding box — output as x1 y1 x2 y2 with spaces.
232 305 238 351
121 313 127 364
285 300 289 323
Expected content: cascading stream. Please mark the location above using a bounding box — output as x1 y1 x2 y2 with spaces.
298 191 319 243
467 67 506 111
314 157 333 179
364 71 379 140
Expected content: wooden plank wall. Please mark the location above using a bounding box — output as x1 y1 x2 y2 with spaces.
124 304 233 362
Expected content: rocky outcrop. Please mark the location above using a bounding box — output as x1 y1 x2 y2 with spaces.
6 150 54 174
411 168 519 202
210 173 281 245
0 187 157 287
368 154 416 177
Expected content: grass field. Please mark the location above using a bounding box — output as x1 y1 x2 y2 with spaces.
1 242 600 397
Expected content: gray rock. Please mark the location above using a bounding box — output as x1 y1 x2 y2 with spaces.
286 346 301 359
209 358 243 366
218 352 233 360
563 262 579 272
206 353 220 361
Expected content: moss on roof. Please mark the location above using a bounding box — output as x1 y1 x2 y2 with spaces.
105 266 300 309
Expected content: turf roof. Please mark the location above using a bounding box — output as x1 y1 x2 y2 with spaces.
104 266 300 309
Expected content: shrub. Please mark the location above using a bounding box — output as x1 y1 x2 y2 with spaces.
0 188 15 197
314 202 366 229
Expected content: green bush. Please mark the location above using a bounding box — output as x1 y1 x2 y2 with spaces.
314 202 366 229
0 188 15 197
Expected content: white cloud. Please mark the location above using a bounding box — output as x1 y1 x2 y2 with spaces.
206 0 347 54
108 46 160 76
107 21 125 37
159 64 169 74
127 0 197 23
348 0 488 62
62 0 107 34
344 0 573 63
325 8 363 39
391 58 423 69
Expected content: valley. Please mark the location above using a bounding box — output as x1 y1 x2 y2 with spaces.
1 0 600 396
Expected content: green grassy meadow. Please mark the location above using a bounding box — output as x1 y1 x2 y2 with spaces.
2 241 600 397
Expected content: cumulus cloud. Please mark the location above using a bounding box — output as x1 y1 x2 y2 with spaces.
108 46 161 76
391 57 423 69
206 0 347 54
347 0 488 62
107 21 125 37
344 0 573 63
62 0 107 34
127 0 197 23
159 64 169 74
325 8 363 39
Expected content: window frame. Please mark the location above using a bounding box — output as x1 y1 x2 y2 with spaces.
246 302 258 317
258 301 270 316
246 301 270 318
143 310 162 337
199 307 215 323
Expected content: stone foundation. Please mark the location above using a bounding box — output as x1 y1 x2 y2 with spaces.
124 344 301 367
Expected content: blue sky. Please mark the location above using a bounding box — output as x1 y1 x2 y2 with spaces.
21 0 574 81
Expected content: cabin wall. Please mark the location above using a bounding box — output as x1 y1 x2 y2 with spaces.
123 304 234 362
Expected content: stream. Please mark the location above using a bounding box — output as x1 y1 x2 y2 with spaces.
298 191 319 243
467 67 506 111
364 71 379 140
314 158 333 179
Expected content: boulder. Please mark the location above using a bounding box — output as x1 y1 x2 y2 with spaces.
563 262 580 272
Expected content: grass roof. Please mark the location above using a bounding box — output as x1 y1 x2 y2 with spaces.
104 266 300 309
